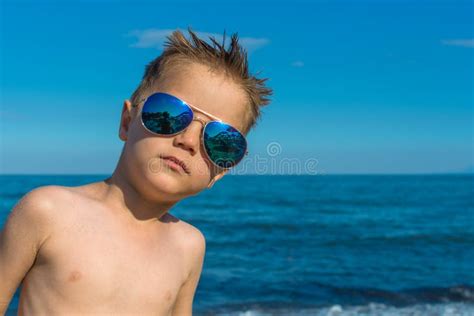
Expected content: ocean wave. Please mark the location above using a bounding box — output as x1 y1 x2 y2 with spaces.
322 284 474 306
197 285 474 315
205 302 474 316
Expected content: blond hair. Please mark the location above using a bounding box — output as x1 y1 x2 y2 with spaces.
130 27 273 134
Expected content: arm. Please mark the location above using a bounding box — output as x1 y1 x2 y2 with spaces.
0 186 56 313
170 229 206 316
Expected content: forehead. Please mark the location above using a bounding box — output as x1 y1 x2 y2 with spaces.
153 62 249 132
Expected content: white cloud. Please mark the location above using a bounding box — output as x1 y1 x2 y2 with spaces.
440 39 474 48
126 28 175 48
125 28 269 53
291 61 304 67
239 37 270 52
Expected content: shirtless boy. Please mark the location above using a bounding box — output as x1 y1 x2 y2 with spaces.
0 27 272 315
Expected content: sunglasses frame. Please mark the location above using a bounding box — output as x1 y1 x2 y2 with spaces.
132 92 249 170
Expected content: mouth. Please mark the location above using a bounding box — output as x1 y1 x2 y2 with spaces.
160 155 191 175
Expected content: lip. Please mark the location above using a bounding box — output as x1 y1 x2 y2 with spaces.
160 155 190 174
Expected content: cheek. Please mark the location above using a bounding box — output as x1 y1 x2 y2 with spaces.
128 137 161 165
127 118 168 157
189 157 212 182
123 133 170 184
124 121 148 151
195 146 220 177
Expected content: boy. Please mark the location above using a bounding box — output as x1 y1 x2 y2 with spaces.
0 27 272 315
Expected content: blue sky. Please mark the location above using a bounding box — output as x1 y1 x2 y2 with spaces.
0 0 472 174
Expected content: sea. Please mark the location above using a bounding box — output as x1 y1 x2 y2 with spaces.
1 174 473 316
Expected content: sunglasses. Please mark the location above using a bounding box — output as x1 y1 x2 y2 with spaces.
132 92 248 169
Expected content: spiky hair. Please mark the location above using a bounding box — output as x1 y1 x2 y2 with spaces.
129 27 273 134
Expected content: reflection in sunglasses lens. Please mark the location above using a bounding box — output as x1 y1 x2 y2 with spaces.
204 121 247 168
142 93 193 135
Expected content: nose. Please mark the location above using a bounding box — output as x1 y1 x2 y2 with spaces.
173 117 207 156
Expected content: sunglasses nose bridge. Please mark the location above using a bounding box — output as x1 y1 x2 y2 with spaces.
192 117 207 127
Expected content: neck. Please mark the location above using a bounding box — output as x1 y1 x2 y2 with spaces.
98 168 179 224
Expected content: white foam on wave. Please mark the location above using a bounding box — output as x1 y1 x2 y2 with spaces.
214 302 474 316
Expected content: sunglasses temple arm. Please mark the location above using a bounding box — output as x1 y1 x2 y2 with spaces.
132 98 147 108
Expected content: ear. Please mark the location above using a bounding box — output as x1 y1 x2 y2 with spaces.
119 100 134 141
207 169 229 189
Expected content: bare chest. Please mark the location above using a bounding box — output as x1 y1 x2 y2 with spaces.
26 209 186 314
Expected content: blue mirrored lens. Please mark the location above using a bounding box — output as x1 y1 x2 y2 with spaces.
203 121 247 168
141 93 193 135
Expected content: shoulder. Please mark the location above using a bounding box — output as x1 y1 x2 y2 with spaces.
8 185 74 225
4 185 73 248
170 215 206 250
10 185 72 221
169 215 206 269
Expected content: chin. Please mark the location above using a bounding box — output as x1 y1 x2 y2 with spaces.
145 170 190 197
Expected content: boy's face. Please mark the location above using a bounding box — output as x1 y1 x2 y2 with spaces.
118 62 249 201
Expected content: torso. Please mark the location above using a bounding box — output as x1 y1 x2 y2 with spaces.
18 184 190 315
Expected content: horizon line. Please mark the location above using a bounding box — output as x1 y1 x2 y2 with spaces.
0 172 473 176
